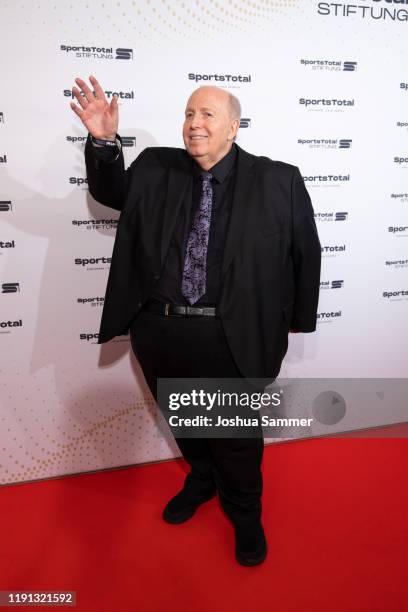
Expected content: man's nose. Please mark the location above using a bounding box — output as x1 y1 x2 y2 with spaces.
190 114 202 129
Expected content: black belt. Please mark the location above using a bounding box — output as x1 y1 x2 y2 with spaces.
143 299 219 317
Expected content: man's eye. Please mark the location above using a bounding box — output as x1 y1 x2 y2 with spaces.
205 112 213 117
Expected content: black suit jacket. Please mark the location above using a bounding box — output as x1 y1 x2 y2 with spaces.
85 136 321 378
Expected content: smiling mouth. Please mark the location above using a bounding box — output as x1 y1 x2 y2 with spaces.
189 135 208 140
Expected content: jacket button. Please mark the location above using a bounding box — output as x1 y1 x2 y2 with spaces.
137 301 142 307
153 274 160 280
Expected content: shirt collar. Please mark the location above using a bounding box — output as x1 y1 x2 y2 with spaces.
192 143 237 184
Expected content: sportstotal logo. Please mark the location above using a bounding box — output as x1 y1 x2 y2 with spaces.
385 259 408 270
391 193 408 203
240 118 251 128
80 332 99 342
0 319 22 330
74 257 112 269
335 212 348 221
77 296 105 307
115 48 133 60
121 136 136 147
298 138 352 149
66 135 87 146
321 245 346 256
0 201 12 212
80 330 129 343
0 112 4 123
300 59 357 72
69 177 88 188
383 289 408 300
299 98 355 110
0 239 15 249
66 135 135 147
188 73 251 83
60 45 133 60
2 282 20 293
317 311 342 321
320 280 344 290
64 89 134 100
394 156 408 166
72 219 118 230
303 174 350 184
388 225 408 236
0 155 7 163
315 212 348 222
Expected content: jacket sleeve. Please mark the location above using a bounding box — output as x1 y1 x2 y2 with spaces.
290 166 321 332
84 133 148 211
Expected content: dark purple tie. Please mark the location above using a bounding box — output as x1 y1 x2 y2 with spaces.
181 171 213 304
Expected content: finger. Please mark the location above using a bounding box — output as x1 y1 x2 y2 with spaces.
72 86 88 109
70 101 83 118
110 94 118 112
75 77 95 103
89 75 107 102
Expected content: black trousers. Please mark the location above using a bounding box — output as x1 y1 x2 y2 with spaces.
129 307 264 531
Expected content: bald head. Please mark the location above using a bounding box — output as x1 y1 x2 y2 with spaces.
187 85 241 120
183 86 241 170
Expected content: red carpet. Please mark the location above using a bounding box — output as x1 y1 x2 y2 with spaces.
1 436 407 612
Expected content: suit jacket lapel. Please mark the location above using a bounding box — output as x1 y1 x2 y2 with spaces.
221 145 257 278
160 159 193 269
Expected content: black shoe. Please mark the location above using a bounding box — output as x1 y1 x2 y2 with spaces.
235 523 267 566
163 488 216 524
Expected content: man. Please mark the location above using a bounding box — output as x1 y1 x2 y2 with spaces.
70 76 321 566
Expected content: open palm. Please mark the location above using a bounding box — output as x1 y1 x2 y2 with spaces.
70 75 118 141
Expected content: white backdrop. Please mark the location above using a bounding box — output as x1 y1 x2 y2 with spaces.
1 0 407 485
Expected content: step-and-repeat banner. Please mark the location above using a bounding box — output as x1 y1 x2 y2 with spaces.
1 1 407 485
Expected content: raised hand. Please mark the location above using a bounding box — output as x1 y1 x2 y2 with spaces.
70 75 118 141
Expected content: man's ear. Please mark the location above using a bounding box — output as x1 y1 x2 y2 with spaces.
228 118 240 141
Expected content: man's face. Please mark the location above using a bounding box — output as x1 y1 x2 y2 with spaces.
183 87 239 169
